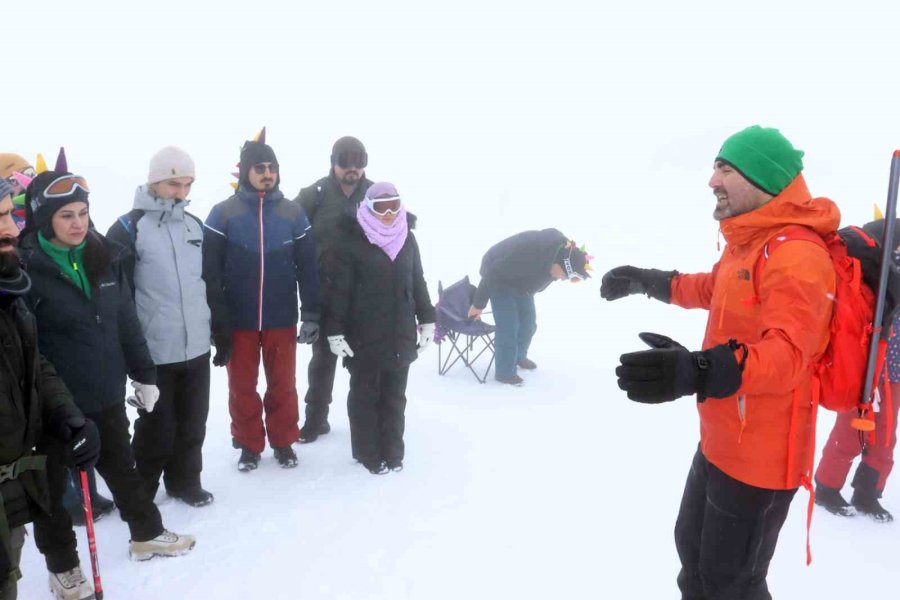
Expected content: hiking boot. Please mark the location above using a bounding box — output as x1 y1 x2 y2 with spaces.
496 374 524 386
274 446 299 468
364 460 389 475
387 459 403 473
851 491 894 522
298 419 331 443
815 484 856 517
128 530 196 561
237 448 261 472
48 566 95 599
168 487 214 507
851 463 894 522
517 358 538 370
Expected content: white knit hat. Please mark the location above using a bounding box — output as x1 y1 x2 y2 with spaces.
147 146 196 184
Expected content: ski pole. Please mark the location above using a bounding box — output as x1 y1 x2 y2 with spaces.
853 150 900 433
79 469 104 600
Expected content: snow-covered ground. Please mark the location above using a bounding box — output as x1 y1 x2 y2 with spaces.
9 2 900 597
16 177 899 599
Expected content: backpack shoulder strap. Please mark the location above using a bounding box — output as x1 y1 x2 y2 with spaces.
116 208 146 244
753 226 830 295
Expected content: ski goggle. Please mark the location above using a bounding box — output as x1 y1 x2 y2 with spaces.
251 163 278 175
366 195 402 216
335 151 368 170
42 175 91 198
562 247 584 282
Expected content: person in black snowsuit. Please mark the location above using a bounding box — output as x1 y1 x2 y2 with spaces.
294 136 373 443
21 170 195 562
322 182 435 474
468 229 592 385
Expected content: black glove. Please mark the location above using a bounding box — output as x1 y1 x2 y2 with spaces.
212 332 233 367
615 332 745 404
297 321 319 345
69 419 100 469
600 266 676 303
48 405 101 468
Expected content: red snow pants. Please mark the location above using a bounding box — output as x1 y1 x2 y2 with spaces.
227 327 299 453
815 382 900 492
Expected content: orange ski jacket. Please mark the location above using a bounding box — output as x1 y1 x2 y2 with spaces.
670 175 840 490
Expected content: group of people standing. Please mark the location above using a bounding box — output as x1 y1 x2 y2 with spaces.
0 133 438 599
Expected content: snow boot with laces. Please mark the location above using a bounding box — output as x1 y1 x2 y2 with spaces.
48 566 95 599
129 530 197 561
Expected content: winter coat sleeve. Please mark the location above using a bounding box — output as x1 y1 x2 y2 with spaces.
202 206 231 338
36 352 80 425
293 209 321 323
295 185 319 223
408 233 436 324
735 241 835 396
321 244 353 338
106 217 136 299
669 262 720 310
116 263 157 385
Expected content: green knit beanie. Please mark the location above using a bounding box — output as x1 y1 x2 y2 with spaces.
715 125 804 196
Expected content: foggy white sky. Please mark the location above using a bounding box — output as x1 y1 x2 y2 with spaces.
6 0 900 273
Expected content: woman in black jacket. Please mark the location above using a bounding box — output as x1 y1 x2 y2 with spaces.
20 170 195 561
323 182 435 474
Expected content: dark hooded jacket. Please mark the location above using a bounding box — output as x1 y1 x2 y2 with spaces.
322 213 435 369
0 292 81 533
472 228 568 309
294 173 373 262
19 230 156 414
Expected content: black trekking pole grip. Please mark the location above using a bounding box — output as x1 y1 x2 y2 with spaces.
854 151 900 433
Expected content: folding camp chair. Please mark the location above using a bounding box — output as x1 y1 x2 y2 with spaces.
435 276 496 383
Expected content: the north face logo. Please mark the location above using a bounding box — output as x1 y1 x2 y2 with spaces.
737 268 751 281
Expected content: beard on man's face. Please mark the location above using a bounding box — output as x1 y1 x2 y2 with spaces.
339 171 360 187
0 240 21 279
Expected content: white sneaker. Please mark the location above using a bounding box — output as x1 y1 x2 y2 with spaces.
129 530 196 561
49 566 95 599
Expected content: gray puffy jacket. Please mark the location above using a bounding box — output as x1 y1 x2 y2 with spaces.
107 186 211 365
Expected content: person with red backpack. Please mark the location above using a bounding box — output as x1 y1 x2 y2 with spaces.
601 125 839 599
814 310 899 522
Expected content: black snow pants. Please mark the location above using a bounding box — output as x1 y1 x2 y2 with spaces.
35 403 164 545
346 361 410 466
304 334 337 426
32 438 79 574
132 352 210 497
675 446 797 600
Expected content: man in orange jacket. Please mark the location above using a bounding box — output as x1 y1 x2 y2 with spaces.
601 126 839 600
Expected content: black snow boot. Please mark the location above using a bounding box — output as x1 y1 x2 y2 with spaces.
274 446 299 468
814 482 856 517
851 463 894 522
168 487 215 507
363 460 389 475
299 406 331 444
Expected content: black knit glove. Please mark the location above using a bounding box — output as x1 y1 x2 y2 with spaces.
615 332 745 404
212 332 233 367
600 266 676 303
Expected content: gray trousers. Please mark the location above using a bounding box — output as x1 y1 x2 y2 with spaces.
0 526 26 600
